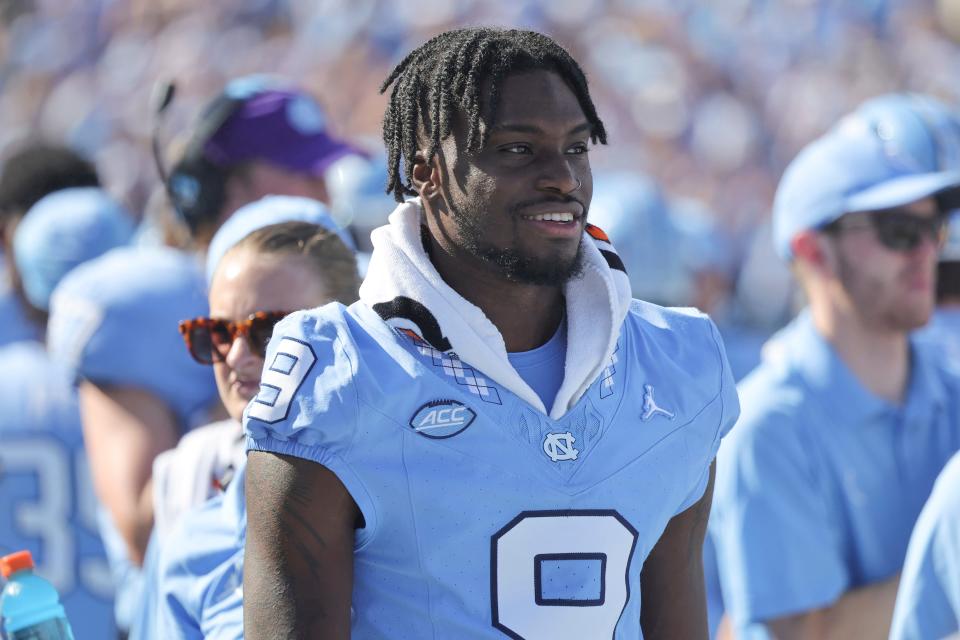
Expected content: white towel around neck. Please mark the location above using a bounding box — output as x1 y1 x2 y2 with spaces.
359 198 632 419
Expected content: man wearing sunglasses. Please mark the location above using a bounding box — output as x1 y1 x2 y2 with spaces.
710 96 960 639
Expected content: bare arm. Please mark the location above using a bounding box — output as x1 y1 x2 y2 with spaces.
79 381 179 565
244 451 360 640
765 575 900 640
641 461 716 640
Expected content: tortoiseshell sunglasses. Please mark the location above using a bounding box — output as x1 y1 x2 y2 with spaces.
178 310 288 365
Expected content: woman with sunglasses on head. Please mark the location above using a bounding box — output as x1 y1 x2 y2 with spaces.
133 219 359 639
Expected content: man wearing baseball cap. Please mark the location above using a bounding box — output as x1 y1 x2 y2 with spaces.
166 75 363 245
710 94 960 639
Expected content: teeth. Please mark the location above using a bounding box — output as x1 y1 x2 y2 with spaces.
524 212 575 223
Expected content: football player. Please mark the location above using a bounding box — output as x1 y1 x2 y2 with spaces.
0 186 136 638
244 27 739 639
0 143 101 346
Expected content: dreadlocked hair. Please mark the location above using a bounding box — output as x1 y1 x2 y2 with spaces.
380 27 607 202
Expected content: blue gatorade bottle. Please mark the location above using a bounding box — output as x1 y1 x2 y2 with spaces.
0 551 75 640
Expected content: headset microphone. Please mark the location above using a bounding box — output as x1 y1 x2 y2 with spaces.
150 80 179 215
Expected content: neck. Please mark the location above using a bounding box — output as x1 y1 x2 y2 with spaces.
810 300 910 405
425 230 564 353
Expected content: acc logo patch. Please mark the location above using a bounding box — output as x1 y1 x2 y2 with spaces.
409 399 476 439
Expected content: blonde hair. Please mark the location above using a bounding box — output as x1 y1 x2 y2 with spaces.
230 221 360 304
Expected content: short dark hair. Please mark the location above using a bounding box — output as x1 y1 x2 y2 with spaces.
0 142 100 220
229 221 360 305
380 27 607 202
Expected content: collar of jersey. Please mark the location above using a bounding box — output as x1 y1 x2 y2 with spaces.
359 198 632 419
771 310 948 427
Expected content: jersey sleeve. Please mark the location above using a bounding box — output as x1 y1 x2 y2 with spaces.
889 453 960 640
670 311 741 515
711 394 847 625
47 247 218 427
244 306 376 533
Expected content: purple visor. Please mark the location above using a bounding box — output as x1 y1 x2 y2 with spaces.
204 90 362 175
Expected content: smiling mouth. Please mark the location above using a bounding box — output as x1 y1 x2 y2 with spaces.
521 212 578 223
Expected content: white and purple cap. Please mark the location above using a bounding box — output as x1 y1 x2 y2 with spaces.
205 195 355 286
773 103 960 260
204 78 362 176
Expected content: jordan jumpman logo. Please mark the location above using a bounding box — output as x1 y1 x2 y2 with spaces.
641 384 675 422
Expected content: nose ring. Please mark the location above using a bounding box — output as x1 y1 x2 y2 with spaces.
573 178 582 192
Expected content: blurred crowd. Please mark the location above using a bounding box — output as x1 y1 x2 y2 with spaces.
4 1 960 639
5 0 960 334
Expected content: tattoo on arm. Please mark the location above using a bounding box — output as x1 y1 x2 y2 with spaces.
245 452 356 640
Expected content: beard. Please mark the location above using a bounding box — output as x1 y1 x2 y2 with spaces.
835 248 933 331
447 197 586 286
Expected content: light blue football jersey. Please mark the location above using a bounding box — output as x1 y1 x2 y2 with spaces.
246 298 739 639
47 245 218 427
889 451 960 640
0 283 41 348
711 310 960 638
45 245 219 632
148 465 246 640
0 341 115 638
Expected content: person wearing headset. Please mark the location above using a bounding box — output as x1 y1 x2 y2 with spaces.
46 75 360 638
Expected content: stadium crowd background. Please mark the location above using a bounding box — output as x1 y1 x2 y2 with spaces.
3 0 960 327
3 1 960 638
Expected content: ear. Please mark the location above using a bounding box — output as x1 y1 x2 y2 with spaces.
790 229 835 275
411 151 443 202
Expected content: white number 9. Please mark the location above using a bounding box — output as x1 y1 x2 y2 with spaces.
246 337 317 424
491 510 638 640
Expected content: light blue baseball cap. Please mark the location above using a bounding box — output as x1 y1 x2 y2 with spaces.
205 195 355 285
773 108 960 260
14 187 135 310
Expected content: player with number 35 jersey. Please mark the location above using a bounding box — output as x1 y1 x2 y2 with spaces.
0 342 115 638
244 28 739 639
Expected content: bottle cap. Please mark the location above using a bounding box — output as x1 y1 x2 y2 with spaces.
0 551 35 578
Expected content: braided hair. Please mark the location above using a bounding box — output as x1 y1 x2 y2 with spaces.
380 27 607 202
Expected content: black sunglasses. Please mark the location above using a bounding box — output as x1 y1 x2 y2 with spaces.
823 208 947 252
178 311 288 365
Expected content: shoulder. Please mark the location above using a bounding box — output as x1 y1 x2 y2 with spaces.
244 302 363 451
624 300 740 432
48 246 216 424
925 453 960 525
625 300 728 378
0 342 81 438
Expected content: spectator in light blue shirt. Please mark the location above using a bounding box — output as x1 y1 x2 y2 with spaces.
711 94 960 640
889 451 960 640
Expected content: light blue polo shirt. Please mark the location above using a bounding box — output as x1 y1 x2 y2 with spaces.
889 451 960 640
150 464 246 640
711 310 960 638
